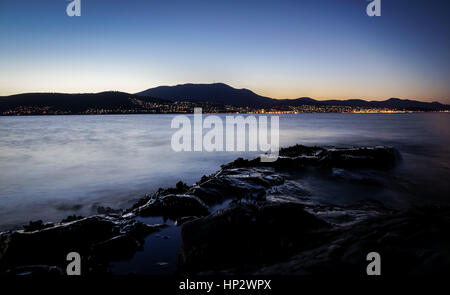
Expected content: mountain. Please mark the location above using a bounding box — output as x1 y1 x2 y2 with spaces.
1 84 448 115
368 98 446 110
136 83 275 107
277 97 321 106
138 83 449 111
0 92 166 114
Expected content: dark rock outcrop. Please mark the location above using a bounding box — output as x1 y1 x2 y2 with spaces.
189 168 284 205
179 201 450 275
179 201 331 272
0 215 162 274
126 181 190 213
23 220 54 232
254 206 450 276
224 145 399 170
96 206 122 215
134 194 209 218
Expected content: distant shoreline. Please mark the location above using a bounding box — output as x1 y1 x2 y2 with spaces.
1 110 449 117
1 85 449 116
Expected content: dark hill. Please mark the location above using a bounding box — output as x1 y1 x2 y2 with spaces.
137 83 449 111
0 92 165 113
136 83 275 107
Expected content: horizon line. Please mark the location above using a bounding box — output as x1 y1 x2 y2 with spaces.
0 82 447 105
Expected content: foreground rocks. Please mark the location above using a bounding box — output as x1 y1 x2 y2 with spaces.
0 215 163 274
178 201 450 275
3 144 446 275
179 201 331 272
253 206 450 275
222 145 399 170
134 194 209 218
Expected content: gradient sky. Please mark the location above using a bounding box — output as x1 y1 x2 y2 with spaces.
0 0 449 103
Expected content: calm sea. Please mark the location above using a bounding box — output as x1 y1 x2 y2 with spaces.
0 113 449 230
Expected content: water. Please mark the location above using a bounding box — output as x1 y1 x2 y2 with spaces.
113 217 182 275
0 113 449 230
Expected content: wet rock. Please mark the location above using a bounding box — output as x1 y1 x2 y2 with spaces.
330 168 383 186
320 146 399 169
135 194 209 218
90 222 164 269
0 216 116 272
96 206 123 215
221 157 260 169
254 206 450 275
279 145 325 157
305 199 396 226
179 201 330 272
91 235 140 263
60 215 84 223
119 220 165 237
5 265 63 276
0 215 161 273
156 262 169 266
223 146 398 171
127 146 398 211
266 180 311 204
175 216 199 226
127 181 190 213
190 168 285 205
23 220 54 232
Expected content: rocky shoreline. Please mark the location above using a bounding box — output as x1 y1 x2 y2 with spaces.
1 145 449 275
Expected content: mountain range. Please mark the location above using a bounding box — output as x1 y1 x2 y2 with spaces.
0 92 165 113
137 83 449 110
1 83 448 114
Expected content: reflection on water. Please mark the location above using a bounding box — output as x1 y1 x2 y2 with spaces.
0 113 449 229
113 216 181 275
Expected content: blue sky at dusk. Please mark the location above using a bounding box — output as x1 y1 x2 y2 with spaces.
0 0 449 103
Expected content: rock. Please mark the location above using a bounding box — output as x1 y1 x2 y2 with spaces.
135 194 209 218
221 157 260 169
0 216 116 272
0 215 162 273
23 220 54 232
175 181 189 192
91 235 141 263
306 199 396 226
156 262 169 266
60 215 84 223
175 216 199 226
127 181 190 213
90 221 164 271
320 146 399 169
190 168 284 205
254 206 450 275
96 206 122 215
179 201 330 272
222 146 399 170
5 265 63 276
279 145 325 157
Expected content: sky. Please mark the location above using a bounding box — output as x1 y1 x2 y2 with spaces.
0 0 449 103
